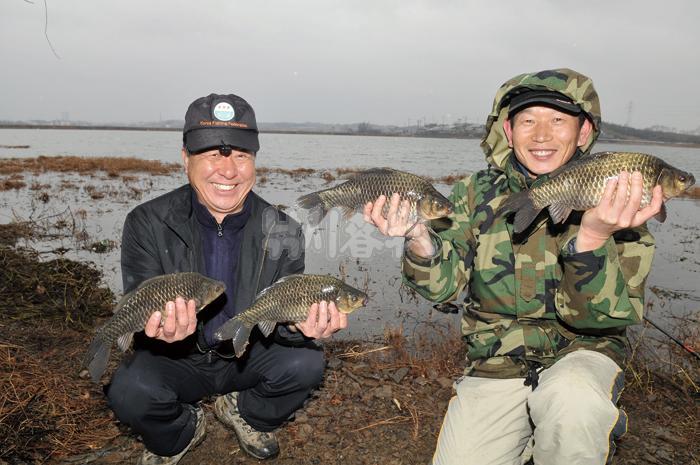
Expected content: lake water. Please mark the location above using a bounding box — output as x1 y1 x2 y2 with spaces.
1 128 698 343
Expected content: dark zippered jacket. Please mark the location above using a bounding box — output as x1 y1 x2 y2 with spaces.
120 184 307 355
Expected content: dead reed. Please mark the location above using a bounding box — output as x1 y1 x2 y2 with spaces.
0 246 114 327
0 156 180 176
0 222 34 246
0 337 120 462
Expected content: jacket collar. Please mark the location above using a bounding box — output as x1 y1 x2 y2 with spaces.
162 184 276 310
163 185 270 248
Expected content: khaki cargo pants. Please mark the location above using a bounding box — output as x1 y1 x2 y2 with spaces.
432 350 626 465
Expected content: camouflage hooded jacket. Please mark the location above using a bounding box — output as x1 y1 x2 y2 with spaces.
402 69 655 379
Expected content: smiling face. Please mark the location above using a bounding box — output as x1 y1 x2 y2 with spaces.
503 106 592 177
182 147 256 223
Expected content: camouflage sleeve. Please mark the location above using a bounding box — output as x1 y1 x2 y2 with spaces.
401 179 477 303
555 225 655 330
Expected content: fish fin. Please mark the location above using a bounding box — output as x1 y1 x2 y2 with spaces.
339 205 356 219
548 203 573 224
654 203 667 223
113 290 133 313
496 191 543 234
255 274 305 300
258 320 278 338
219 318 253 357
117 332 134 352
296 192 328 226
84 336 111 384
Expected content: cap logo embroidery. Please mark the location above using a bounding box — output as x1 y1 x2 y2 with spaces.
213 102 235 121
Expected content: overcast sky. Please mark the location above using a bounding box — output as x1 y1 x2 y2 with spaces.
2 1 699 130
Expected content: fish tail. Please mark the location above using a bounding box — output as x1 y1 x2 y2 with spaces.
215 318 253 358
496 191 543 234
84 335 111 383
296 192 328 226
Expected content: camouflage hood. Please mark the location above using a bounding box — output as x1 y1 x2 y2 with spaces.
480 68 602 171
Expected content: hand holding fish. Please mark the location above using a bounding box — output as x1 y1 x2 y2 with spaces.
293 300 348 339
576 171 664 252
363 193 435 258
144 297 198 343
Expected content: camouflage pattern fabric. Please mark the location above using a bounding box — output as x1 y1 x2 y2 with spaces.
402 68 656 378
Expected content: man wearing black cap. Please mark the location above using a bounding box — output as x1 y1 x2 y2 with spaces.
364 69 662 464
106 93 347 465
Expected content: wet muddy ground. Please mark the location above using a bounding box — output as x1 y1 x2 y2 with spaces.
0 158 698 464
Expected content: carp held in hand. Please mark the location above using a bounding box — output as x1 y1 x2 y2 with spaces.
214 274 368 357
497 151 695 234
296 167 453 226
82 272 225 383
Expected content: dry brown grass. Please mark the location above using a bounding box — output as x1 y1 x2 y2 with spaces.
0 246 119 462
0 156 180 176
0 246 114 326
0 222 34 246
0 177 26 191
0 335 120 462
431 173 470 185
335 167 363 177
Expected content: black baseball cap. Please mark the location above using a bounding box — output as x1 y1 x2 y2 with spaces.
507 90 582 118
183 93 260 153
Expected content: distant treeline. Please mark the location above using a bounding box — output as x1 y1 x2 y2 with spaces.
599 122 700 146
2 121 700 146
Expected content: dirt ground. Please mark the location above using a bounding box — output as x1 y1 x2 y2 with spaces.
1 309 697 465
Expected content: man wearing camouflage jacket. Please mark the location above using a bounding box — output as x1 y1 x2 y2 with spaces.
364 69 663 465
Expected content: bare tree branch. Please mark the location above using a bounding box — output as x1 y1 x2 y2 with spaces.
43 0 61 59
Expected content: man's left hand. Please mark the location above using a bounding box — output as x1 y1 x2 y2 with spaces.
294 301 348 339
577 171 664 252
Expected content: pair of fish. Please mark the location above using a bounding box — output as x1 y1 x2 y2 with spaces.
82 272 367 382
295 153 694 234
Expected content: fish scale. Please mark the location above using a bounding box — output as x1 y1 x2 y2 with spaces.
83 272 225 383
214 274 368 357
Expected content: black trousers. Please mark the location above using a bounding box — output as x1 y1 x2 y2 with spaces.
105 339 325 456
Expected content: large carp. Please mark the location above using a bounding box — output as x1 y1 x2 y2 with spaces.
497 151 695 233
296 168 453 226
214 274 367 357
83 272 225 382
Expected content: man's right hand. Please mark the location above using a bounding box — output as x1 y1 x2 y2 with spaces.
144 297 197 343
362 193 435 258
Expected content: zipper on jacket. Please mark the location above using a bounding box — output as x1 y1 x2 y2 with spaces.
217 223 223 237
253 216 275 294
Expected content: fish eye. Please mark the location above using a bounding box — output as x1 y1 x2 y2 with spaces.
678 175 686 182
